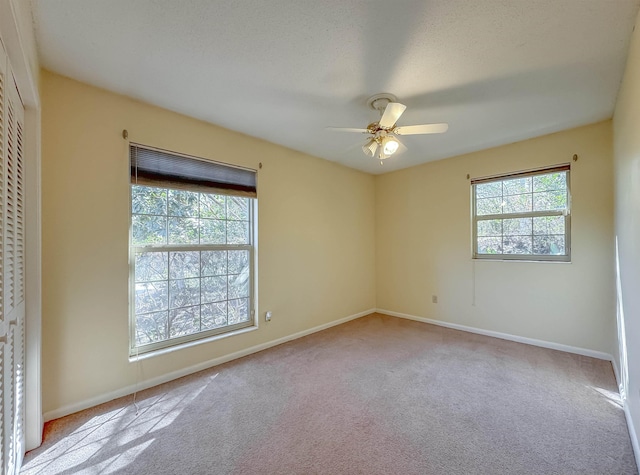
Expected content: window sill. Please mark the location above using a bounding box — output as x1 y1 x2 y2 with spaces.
128 324 259 362
473 257 571 263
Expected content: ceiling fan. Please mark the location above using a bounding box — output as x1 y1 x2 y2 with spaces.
328 93 448 161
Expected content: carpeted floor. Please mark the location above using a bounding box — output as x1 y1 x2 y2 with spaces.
23 313 638 474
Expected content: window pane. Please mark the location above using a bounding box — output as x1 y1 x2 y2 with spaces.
169 278 200 309
130 183 255 352
135 281 168 314
135 252 168 282
168 190 199 217
228 250 250 274
503 194 532 213
201 251 227 276
533 191 567 211
477 237 502 254
200 219 226 244
135 311 168 345
227 196 249 221
503 236 533 254
533 216 565 235
229 273 249 299
132 215 167 245
475 182 501 199
200 193 226 219
476 197 503 216
503 218 532 236
201 276 227 304
533 172 566 192
132 186 166 215
477 219 501 237
201 302 227 330
227 220 250 244
169 217 199 244
169 306 200 338
503 177 531 196
228 298 250 324
533 235 565 255
169 252 200 279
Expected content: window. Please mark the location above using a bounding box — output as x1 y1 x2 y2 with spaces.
129 145 257 355
472 165 570 261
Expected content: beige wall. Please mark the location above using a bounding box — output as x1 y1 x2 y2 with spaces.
376 121 615 353
41 68 620 420
613 8 640 459
41 70 376 415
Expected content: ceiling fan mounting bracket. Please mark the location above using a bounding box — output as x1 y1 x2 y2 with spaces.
367 93 398 112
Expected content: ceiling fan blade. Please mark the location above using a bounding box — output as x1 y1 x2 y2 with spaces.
378 102 407 128
394 123 449 135
326 127 370 133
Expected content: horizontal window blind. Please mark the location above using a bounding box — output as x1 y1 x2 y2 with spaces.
130 144 257 197
471 164 570 185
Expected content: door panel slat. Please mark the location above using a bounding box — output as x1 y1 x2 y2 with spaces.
0 39 26 475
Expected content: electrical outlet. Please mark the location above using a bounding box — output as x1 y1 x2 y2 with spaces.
432 295 438 304
265 311 272 322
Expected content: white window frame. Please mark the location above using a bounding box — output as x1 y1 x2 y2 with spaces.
128 145 257 357
471 165 571 262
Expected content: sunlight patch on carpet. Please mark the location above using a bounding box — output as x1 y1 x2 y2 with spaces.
22 378 212 474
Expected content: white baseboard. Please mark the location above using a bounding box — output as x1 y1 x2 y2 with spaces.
376 309 613 361
624 403 640 472
611 359 639 470
44 308 376 421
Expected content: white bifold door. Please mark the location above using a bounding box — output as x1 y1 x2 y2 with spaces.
0 39 26 475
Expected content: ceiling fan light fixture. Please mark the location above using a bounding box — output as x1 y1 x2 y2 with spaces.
378 147 391 160
362 138 378 157
382 136 400 156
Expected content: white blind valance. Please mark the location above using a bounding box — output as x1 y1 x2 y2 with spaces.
130 144 257 197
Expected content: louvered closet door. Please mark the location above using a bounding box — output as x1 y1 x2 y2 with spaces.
0 39 26 475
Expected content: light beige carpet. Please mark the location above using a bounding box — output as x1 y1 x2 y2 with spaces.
23 313 637 474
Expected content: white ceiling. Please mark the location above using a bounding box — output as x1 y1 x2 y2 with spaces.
33 0 640 174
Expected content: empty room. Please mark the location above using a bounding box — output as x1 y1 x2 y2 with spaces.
0 0 638 473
